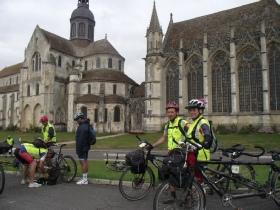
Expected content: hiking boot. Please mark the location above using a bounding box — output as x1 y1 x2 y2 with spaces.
28 182 42 188
162 196 175 204
76 179 88 185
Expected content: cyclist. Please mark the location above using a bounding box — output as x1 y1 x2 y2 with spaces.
14 142 50 188
185 98 212 192
152 102 189 203
74 112 90 185
40 116 57 144
4 135 14 157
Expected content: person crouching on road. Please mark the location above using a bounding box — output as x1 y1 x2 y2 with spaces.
74 112 90 185
14 143 50 188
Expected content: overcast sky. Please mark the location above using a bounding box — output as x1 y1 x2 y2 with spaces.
0 0 279 84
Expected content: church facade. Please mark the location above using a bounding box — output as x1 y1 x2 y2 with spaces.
144 0 280 131
0 0 143 133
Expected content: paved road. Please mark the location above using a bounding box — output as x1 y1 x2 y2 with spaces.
1 174 279 210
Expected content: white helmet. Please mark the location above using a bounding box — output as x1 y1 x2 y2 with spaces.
185 99 206 110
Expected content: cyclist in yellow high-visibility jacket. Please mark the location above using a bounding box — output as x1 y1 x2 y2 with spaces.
4 135 14 157
40 116 56 143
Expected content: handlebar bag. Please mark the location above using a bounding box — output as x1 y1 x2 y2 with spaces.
163 148 186 167
125 149 146 174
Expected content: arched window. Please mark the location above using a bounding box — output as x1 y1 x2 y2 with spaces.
114 106 120 122
108 58 112 68
187 55 203 101
84 61 88 71
79 22 85 36
33 53 41 71
166 61 179 104
113 84 117 94
212 53 231 112
239 48 263 112
58 56 62 67
96 58 100 68
104 108 107 122
118 60 121 70
94 109 98 122
88 84 91 94
72 60 75 67
71 23 76 36
81 107 87 118
27 84 30 97
269 45 280 111
32 60 35 71
36 83 39 96
88 25 93 39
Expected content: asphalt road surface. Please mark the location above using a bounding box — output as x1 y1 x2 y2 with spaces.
0 174 279 210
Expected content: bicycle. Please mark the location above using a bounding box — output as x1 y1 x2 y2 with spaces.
0 164 5 195
105 153 128 172
195 148 280 209
118 135 167 201
206 144 264 194
153 140 206 210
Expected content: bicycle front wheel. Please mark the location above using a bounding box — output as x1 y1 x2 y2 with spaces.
153 179 205 210
119 166 154 201
272 171 280 207
59 155 77 183
0 165 5 194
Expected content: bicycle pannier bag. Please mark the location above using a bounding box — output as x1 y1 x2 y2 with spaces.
163 148 186 167
169 166 188 188
37 168 59 185
125 150 146 174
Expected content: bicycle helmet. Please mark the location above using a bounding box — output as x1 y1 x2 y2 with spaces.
74 112 85 121
185 99 206 110
47 148 55 159
166 102 179 111
40 116 48 123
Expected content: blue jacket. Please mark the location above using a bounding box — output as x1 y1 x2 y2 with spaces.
75 118 90 155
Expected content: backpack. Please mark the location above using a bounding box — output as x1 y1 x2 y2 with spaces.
32 138 47 148
87 124 96 145
191 118 218 154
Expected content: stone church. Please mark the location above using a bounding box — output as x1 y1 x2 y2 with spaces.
143 0 280 132
0 0 144 133
0 0 280 133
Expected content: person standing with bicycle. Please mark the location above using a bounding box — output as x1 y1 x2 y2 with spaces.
74 112 90 185
151 102 189 203
14 143 50 188
185 98 212 192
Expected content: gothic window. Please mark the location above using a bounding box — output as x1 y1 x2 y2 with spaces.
72 60 75 67
88 25 93 39
113 84 117 94
239 48 263 112
114 106 120 122
108 58 112 68
27 84 30 97
88 84 91 94
94 109 98 122
55 107 64 124
118 60 121 70
78 22 85 36
104 108 107 122
71 23 76 36
85 60 88 71
136 110 142 126
58 56 62 67
166 61 179 104
32 53 41 71
187 55 203 101
212 53 231 112
96 58 100 68
36 83 39 96
81 107 87 118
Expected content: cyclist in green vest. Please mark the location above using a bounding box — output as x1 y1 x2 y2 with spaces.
14 143 51 188
40 116 56 144
152 102 189 203
4 135 14 157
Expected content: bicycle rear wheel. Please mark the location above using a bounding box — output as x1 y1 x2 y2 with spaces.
153 179 205 210
59 155 77 183
272 171 280 207
0 165 5 194
119 166 154 201
220 164 255 193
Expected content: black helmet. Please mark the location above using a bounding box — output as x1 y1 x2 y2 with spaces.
74 112 85 121
185 99 206 110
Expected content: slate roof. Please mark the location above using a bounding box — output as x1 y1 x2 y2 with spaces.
81 69 137 85
0 84 19 93
164 0 280 50
0 63 22 77
131 82 145 98
76 94 126 104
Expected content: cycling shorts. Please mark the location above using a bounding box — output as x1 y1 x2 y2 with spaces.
14 148 35 164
